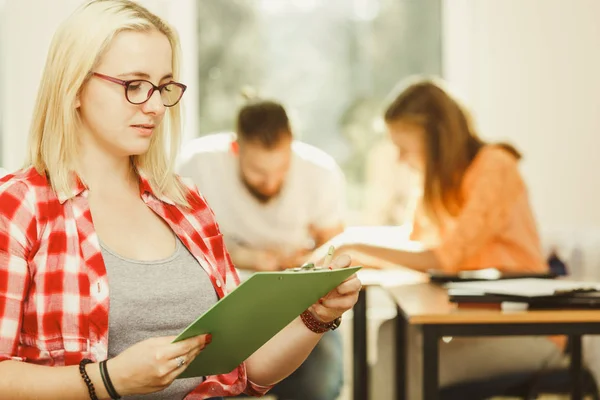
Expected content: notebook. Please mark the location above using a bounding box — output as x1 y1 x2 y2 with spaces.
173 265 361 378
446 278 600 298
428 268 557 283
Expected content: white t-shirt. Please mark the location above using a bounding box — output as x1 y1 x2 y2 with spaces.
177 133 345 255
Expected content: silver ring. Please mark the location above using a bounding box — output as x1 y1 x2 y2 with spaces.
176 356 186 368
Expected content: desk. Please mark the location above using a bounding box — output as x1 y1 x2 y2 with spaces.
353 288 369 400
387 283 600 400
317 226 424 400
352 269 426 400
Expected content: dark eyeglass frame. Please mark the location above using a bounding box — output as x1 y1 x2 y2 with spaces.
92 72 187 107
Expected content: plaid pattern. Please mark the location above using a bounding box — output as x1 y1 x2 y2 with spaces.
0 167 270 398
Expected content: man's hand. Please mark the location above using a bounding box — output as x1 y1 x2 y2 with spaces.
253 250 283 272
277 249 312 270
313 244 385 270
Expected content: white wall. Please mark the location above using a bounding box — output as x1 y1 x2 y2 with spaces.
0 0 198 171
443 0 600 231
0 0 81 170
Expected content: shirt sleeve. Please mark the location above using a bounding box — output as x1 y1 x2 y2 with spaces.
244 378 274 396
196 364 273 397
311 164 346 230
409 199 426 242
176 152 200 186
434 150 523 271
0 181 36 362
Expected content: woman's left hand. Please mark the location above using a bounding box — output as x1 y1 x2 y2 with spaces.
308 254 362 323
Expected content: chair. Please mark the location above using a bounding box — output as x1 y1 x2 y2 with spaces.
440 367 599 400
525 368 599 400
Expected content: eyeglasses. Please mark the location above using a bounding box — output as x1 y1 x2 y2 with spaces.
92 72 187 107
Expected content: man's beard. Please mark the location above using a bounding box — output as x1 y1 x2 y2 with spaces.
241 175 281 204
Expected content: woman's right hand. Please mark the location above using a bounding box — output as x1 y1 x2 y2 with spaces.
106 333 212 396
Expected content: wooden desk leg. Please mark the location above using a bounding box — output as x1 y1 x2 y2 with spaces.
395 307 408 400
422 326 439 400
353 288 368 400
570 334 583 400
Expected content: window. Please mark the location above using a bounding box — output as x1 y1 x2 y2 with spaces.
196 0 442 224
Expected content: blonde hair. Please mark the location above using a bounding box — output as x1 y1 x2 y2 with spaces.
26 0 190 206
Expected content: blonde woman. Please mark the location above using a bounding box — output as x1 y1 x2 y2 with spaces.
0 1 361 399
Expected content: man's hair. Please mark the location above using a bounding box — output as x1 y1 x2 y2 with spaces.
236 100 291 148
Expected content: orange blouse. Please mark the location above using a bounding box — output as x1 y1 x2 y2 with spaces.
411 145 547 273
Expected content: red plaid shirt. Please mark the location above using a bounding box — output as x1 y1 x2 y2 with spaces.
0 167 270 398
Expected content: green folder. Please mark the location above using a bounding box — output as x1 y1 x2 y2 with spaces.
173 265 361 378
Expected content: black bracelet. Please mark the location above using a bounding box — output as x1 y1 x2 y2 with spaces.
99 359 122 399
79 358 99 400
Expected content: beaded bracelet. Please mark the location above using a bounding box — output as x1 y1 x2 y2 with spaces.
79 358 99 400
300 310 342 333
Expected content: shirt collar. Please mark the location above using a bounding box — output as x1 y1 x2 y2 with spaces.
56 169 175 206
56 173 87 204
137 169 176 206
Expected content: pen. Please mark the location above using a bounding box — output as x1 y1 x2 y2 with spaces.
323 245 335 268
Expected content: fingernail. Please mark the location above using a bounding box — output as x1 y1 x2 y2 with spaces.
319 298 324 304
206 334 213 344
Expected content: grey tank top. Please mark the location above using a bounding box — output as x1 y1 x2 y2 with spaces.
101 237 219 400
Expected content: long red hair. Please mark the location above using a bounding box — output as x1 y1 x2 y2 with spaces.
384 78 520 224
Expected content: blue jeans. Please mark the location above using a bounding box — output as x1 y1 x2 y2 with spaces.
269 330 344 400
